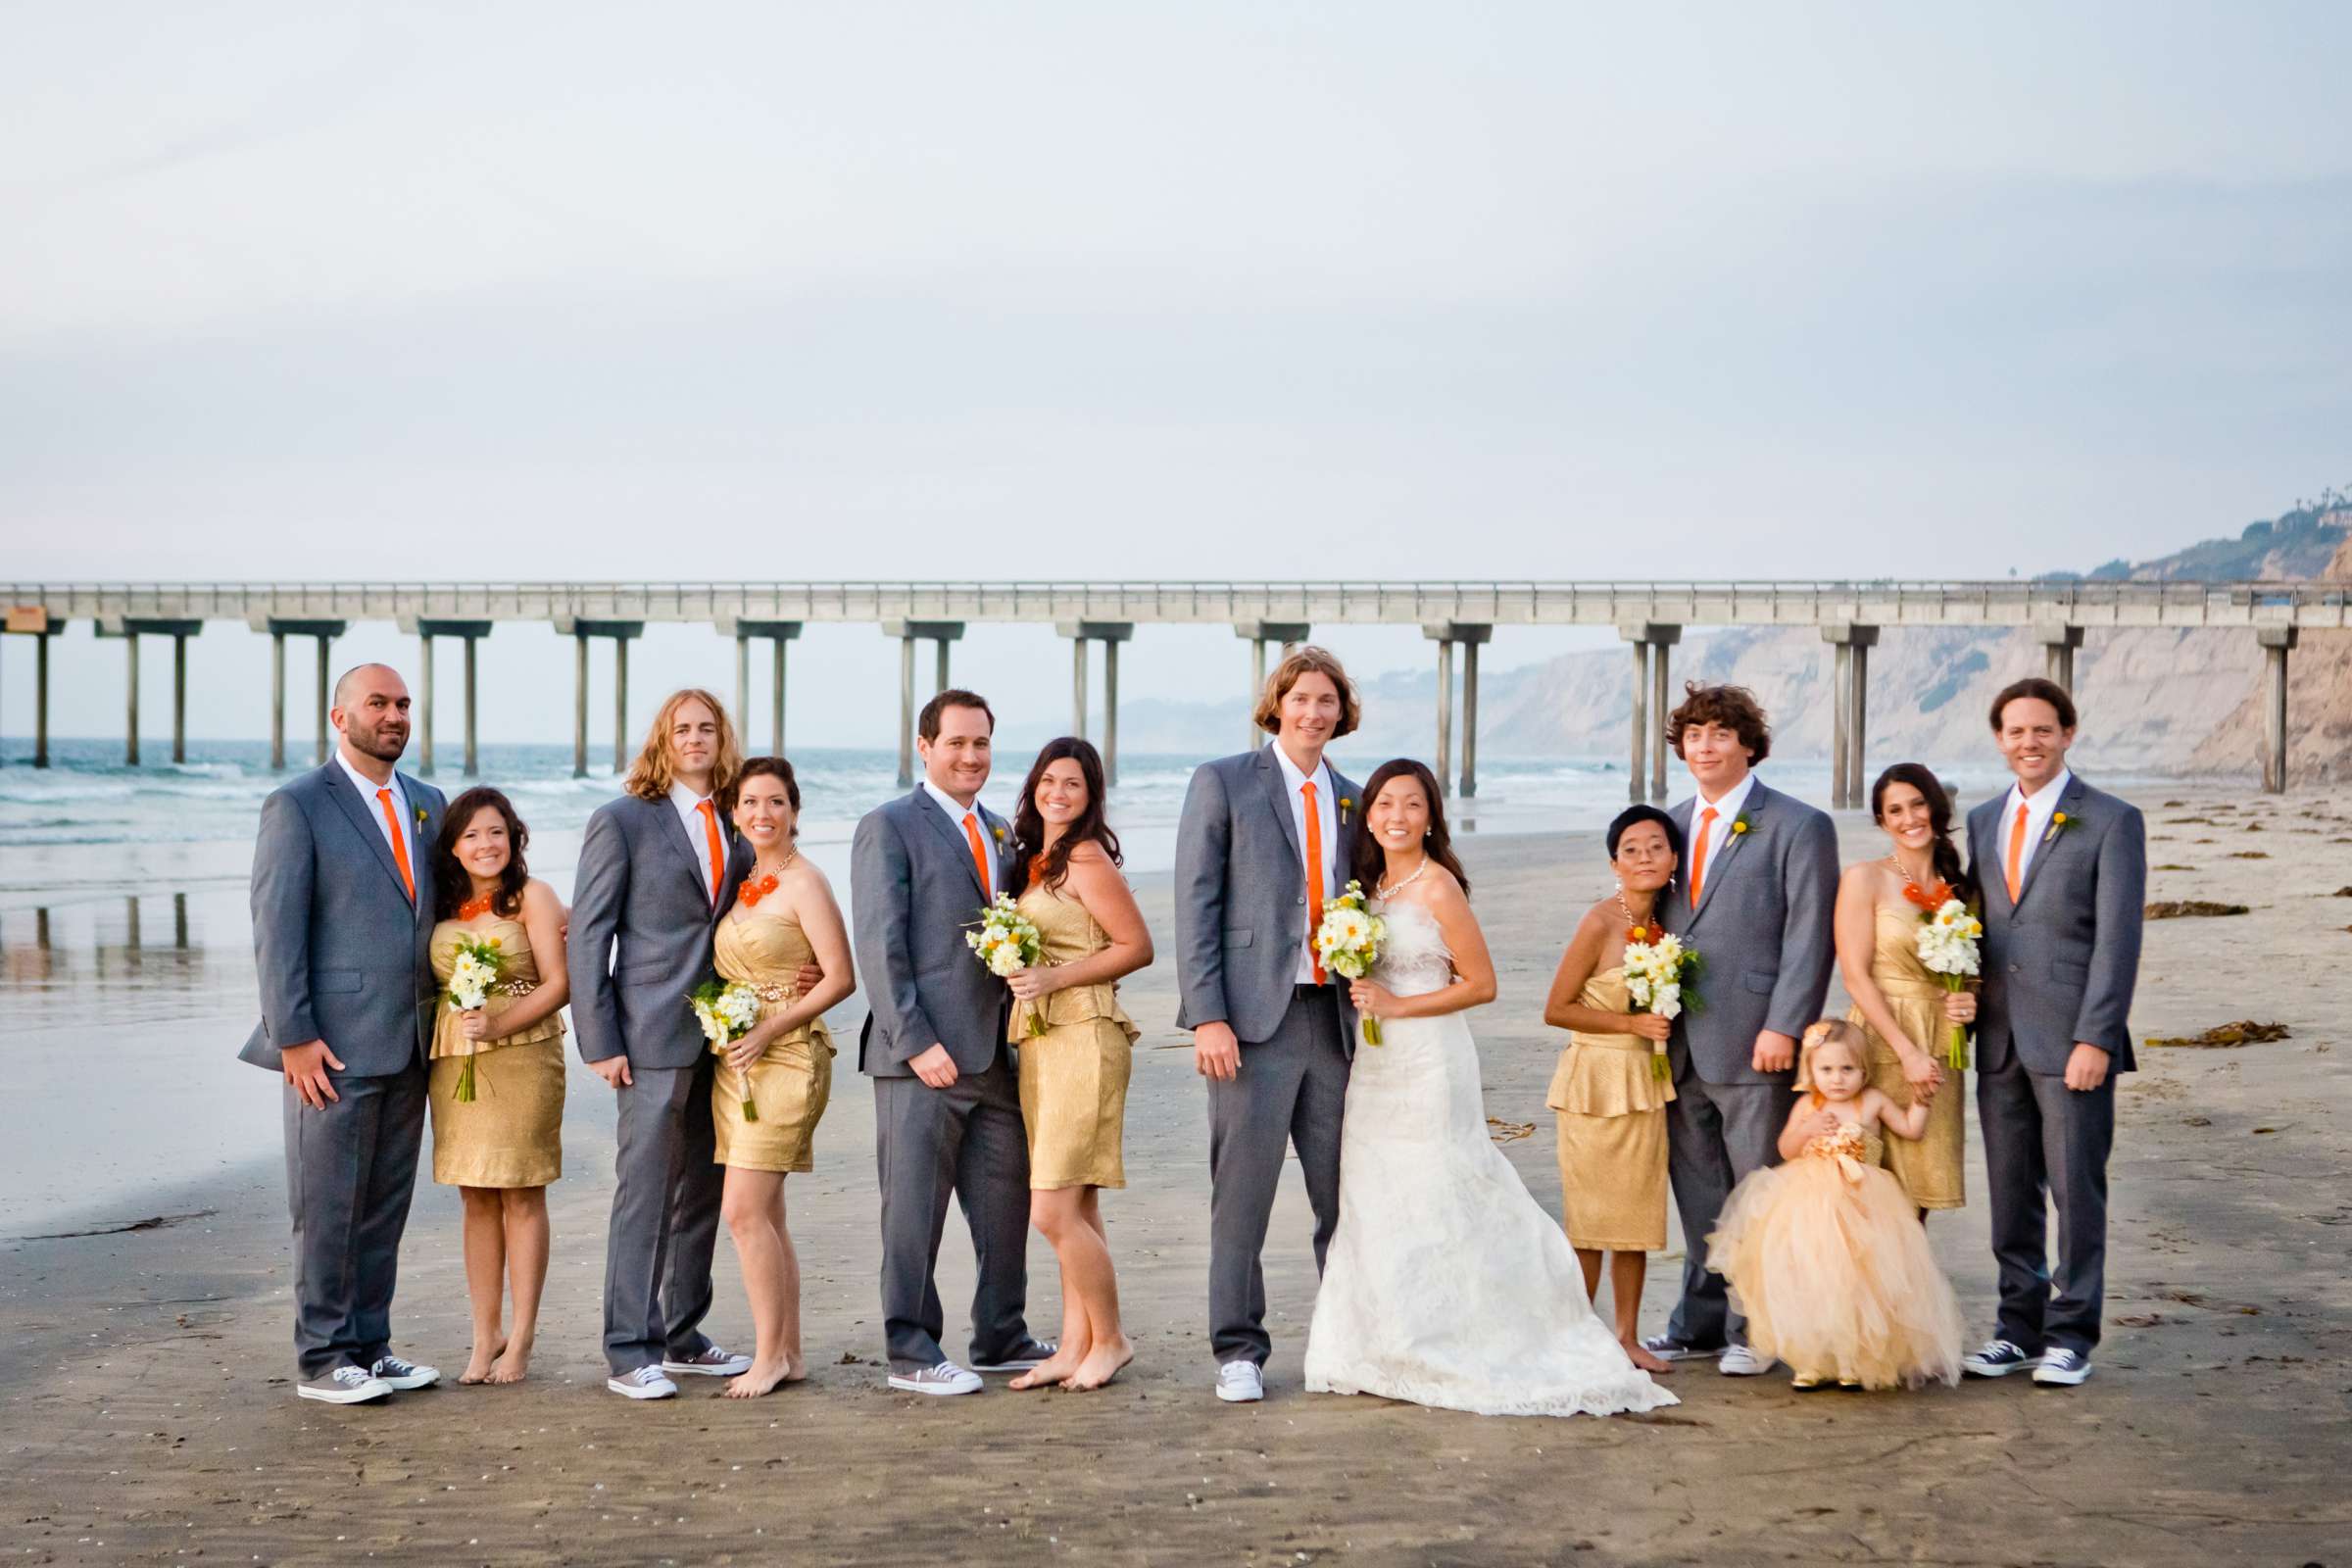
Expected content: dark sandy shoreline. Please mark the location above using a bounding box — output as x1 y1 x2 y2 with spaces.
3 790 2348 1565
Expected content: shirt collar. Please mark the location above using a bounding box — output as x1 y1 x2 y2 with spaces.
922 778 984 824
2006 766 2073 810
1694 769 1756 823
1268 740 1329 795
336 749 402 806
668 778 715 815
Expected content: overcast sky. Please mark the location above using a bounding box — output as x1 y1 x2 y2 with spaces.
3 1 2346 747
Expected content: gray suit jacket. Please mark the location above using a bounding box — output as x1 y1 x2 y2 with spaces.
241 762 444 1078
852 789 1015 1077
1966 775 2144 1076
1663 778 1839 1085
1173 747 1362 1047
567 793 751 1070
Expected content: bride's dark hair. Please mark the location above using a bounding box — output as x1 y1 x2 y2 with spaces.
1348 759 1470 897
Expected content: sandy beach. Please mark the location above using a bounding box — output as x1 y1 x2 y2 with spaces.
2 779 2348 1565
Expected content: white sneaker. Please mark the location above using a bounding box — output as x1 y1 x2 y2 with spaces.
1719 1345 1775 1376
2031 1348 2092 1387
298 1365 394 1404
888 1360 984 1396
1214 1362 1265 1403
369 1354 441 1391
607 1366 679 1400
662 1346 753 1377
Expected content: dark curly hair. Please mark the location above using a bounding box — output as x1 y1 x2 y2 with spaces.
431 787 530 921
1665 681 1772 766
1006 737 1122 894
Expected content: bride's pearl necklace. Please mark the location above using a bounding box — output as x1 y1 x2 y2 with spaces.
1376 858 1431 900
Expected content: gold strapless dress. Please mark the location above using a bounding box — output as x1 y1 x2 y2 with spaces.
1545 966 1675 1251
1706 1118 1964 1389
711 906 836 1173
426 916 564 1189
1843 905 1966 1209
1009 880 1139 1191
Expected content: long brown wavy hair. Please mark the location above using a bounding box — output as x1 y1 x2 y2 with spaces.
622 688 743 812
1348 759 1470 897
1007 737 1122 894
431 787 530 921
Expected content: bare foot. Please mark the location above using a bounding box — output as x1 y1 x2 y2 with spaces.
459 1338 508 1385
487 1339 534 1384
1060 1337 1133 1391
721 1357 803 1398
1008 1347 1087 1391
1623 1338 1674 1375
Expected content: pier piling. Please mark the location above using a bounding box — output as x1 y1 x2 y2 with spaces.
2259 626 2297 793
882 620 965 786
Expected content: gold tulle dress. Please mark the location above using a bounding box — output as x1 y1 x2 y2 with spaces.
1009 878 1138 1191
1545 967 1675 1251
1844 906 1967 1209
1706 1116 1963 1389
426 917 565 1188
711 906 836 1173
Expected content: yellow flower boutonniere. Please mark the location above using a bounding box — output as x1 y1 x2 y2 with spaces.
414 802 428 829
992 823 1006 844
1730 810 1753 837
2042 810 2071 846
1339 796 1354 825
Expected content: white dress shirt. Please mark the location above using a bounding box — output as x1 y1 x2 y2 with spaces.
1271 741 1340 983
1997 766 2074 891
335 749 414 883
923 779 999 891
668 779 727 904
1686 768 1758 898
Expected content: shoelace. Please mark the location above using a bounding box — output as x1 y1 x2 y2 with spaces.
333 1367 371 1386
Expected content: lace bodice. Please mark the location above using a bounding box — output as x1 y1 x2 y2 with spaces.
1370 900 1454 997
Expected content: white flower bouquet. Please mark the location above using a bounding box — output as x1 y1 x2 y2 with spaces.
1914 897 1984 1070
967 893 1049 1038
1623 932 1703 1081
441 932 506 1102
1313 880 1388 1045
692 979 765 1121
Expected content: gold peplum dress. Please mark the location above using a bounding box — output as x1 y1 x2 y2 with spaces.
427 917 565 1189
1545 966 1676 1251
711 906 836 1173
1843 906 1966 1209
1009 879 1138 1191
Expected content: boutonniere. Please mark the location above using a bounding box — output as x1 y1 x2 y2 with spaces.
2041 810 2071 846
414 802 429 829
1339 796 1354 825
992 823 1006 844
1730 810 1753 838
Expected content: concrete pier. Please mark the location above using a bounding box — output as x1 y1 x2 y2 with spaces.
553 617 644 777
1423 622 1492 797
2259 626 2297 793
882 620 964 786
1822 623 1879 808
1234 620 1309 750
2038 623 2083 692
0 610 59 767
1620 623 1681 803
253 618 345 770
719 617 801 758
400 618 494 778
1057 621 1135 783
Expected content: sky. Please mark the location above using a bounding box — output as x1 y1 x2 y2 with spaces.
2 1 2347 748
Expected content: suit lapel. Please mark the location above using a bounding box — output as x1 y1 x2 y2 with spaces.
1254 748 1306 863
2012 775 2084 911
322 763 416 906
916 788 990 900
1968 800 2014 917
400 772 436 924
1690 782 1761 923
655 793 717 905
1329 766 1359 875
709 822 750 930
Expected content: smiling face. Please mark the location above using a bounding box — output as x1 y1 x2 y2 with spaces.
666 697 721 784
733 771 797 852
1678 719 1753 797
1276 671 1344 759
454 804 511 886
1032 757 1090 830
918 702 994 803
1995 696 2074 792
332 665 411 764
1808 1037 1867 1103
1366 772 1431 858
1876 778 1936 857
1611 819 1678 897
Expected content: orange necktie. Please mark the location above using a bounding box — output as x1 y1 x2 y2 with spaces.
375 788 415 901
962 812 992 894
695 799 725 906
2005 803 2029 903
1688 806 1719 907
1302 780 1326 984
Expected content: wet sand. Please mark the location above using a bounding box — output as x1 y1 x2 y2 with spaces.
2 782 2347 1565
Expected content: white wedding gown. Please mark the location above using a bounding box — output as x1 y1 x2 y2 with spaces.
1303 900 1679 1417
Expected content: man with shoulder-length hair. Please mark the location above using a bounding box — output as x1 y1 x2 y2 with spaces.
1174 645 1363 1404
570 688 760 1398
852 688 1053 1395
243 663 445 1403
1645 682 1838 1379
1959 677 2142 1389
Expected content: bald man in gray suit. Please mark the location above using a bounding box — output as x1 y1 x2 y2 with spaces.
242 664 444 1404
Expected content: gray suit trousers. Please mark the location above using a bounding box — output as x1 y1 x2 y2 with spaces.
873 1051 1033 1372
282 1062 427 1378
1207 986 1349 1368
1978 1054 2114 1355
1663 1055 1788 1350
601 1056 724 1375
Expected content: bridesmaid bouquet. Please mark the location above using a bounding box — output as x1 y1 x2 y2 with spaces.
1313 880 1387 1045
692 980 765 1121
1623 933 1702 1081
1912 894 1984 1070
967 893 1049 1037
441 932 506 1102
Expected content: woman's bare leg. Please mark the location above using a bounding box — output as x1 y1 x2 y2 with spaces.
458 1188 508 1383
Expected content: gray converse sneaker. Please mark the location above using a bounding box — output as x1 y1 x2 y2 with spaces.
607 1365 680 1399
662 1346 753 1377
970 1340 1058 1373
1960 1339 2042 1378
298 1365 393 1404
1639 1334 1723 1362
888 1360 983 1396
369 1354 441 1391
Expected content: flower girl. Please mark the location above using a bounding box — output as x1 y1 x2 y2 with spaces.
1706 1021 1964 1391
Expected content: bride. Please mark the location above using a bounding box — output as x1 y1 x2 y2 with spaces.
1303 760 1677 1418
